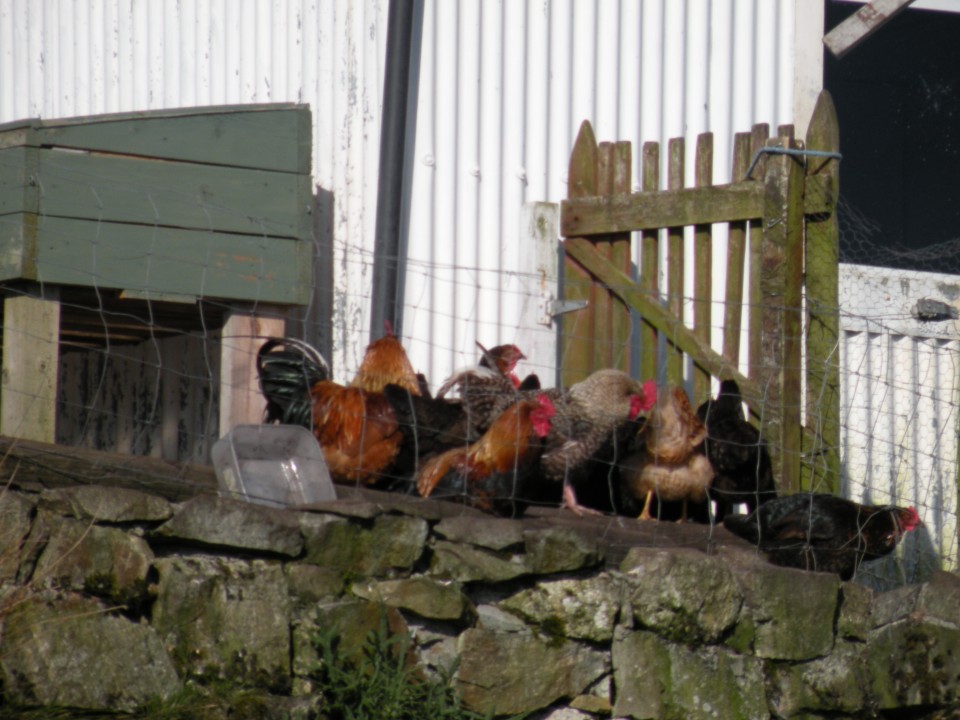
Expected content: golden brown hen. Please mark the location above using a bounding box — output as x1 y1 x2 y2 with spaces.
350 321 423 396
620 384 714 522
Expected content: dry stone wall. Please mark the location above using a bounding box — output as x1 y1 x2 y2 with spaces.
1 484 959 719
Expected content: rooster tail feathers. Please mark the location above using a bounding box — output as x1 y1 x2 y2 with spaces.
416 448 465 498
257 338 330 426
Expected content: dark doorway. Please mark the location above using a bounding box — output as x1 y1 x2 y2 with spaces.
825 1 960 273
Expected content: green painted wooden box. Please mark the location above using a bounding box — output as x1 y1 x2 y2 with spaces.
0 104 313 305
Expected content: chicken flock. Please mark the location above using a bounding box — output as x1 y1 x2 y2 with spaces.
255 330 923 579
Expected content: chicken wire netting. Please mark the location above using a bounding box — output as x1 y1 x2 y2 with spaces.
0 125 956 594
827 194 960 589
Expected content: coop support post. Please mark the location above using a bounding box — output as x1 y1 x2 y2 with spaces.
761 135 806 496
219 308 286 434
1 290 60 443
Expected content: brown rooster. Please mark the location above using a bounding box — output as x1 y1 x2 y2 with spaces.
415 393 556 517
620 384 714 522
256 325 422 486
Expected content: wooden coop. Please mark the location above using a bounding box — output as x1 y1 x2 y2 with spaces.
559 90 842 498
0 104 313 464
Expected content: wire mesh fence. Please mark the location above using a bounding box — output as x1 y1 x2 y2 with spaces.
0 105 956 592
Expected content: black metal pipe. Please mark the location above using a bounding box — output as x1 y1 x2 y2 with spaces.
370 0 416 341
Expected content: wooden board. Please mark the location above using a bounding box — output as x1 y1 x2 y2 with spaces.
0 214 311 305
0 147 37 217
1 292 60 443
823 0 916 58
0 434 217 501
562 182 765 237
27 148 312 238
219 311 286 431
0 104 311 174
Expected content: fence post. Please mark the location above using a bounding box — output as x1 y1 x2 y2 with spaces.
803 91 842 493
760 134 806 495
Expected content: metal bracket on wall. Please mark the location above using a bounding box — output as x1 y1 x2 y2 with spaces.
538 293 589 326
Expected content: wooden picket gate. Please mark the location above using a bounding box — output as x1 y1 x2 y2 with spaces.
558 90 842 496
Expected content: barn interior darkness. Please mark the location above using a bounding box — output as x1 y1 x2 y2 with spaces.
825 1 960 273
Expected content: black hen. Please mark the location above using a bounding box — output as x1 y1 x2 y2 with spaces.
723 493 922 580
256 338 329 427
697 379 775 520
382 383 474 458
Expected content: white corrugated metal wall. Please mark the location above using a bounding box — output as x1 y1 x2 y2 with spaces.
402 0 803 387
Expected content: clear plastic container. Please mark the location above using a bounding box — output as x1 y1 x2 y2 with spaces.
211 424 336 508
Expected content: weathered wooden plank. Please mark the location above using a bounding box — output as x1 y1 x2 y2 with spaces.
0 434 217 500
219 310 286 433
561 182 764 237
693 133 713 404
639 142 660 382
19 214 311 305
608 141 633 373
666 138 685 386
29 104 312 174
33 149 311 239
823 0 917 59
594 144 615 370
760 136 806 496
803 90 842 494
1 291 61 443
747 124 770 381
563 236 760 402
723 133 751 368
562 120 600 387
0 147 36 217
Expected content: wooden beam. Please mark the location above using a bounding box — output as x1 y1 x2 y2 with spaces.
0 434 216 500
219 309 286 434
823 0 917 58
561 182 764 237
1 291 60 443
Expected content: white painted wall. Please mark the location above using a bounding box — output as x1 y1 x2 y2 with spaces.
839 264 959 574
